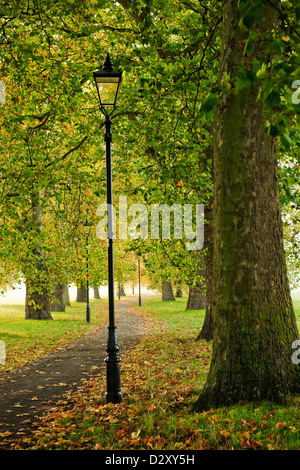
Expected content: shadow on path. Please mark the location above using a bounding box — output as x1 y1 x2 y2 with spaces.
0 297 149 449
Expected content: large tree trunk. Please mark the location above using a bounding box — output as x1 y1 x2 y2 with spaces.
162 279 175 301
76 285 87 302
195 1 300 410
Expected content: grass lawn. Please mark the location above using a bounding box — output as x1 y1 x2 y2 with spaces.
293 300 300 322
0 299 108 372
11 296 299 451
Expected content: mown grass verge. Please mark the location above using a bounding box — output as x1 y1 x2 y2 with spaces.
0 299 107 372
11 296 299 451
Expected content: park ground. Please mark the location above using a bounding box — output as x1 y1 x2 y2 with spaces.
0 293 299 451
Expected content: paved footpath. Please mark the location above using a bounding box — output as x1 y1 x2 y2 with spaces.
0 297 148 449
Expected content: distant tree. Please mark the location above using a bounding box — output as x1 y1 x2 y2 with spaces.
162 279 175 301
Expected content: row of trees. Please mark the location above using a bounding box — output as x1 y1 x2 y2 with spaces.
0 0 299 409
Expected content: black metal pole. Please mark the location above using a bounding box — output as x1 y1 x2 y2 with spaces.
104 114 122 404
86 235 91 323
138 259 142 307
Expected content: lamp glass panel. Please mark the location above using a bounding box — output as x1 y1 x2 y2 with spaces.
83 221 90 234
95 77 119 107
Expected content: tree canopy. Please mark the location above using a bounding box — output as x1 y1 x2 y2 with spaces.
0 0 299 407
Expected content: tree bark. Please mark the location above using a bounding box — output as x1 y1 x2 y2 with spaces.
25 277 52 320
93 286 100 299
195 1 300 410
197 196 214 341
63 285 71 306
186 251 207 315
162 279 175 301
24 193 52 320
186 281 206 310
51 283 67 312
175 287 183 297
196 308 213 342
25 248 52 320
120 284 126 296
76 285 87 302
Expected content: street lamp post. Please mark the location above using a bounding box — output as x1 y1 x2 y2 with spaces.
138 259 142 307
93 53 122 404
83 218 91 323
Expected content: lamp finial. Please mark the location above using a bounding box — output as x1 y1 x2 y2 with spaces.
102 53 113 72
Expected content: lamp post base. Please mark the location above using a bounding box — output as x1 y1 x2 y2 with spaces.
105 358 122 403
105 326 122 404
86 306 91 323
105 358 122 404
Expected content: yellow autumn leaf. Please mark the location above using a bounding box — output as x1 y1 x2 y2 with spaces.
275 422 286 430
130 439 142 446
131 429 141 439
220 429 231 438
0 431 13 437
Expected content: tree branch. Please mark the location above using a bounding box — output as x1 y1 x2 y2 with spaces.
44 135 88 169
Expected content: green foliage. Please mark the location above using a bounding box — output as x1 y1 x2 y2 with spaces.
0 0 299 304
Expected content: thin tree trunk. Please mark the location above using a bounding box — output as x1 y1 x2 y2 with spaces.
162 279 175 301
186 252 206 311
24 193 52 320
195 1 300 410
120 284 126 296
93 286 100 299
186 281 206 310
175 287 182 297
63 285 71 306
197 196 214 341
51 283 66 312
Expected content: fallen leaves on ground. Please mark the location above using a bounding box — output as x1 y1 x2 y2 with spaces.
4 309 300 451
